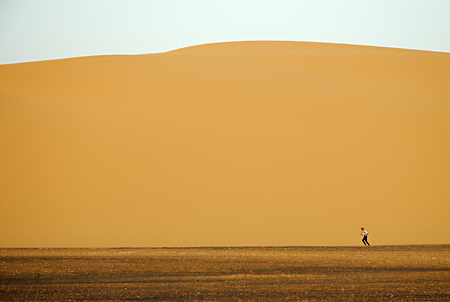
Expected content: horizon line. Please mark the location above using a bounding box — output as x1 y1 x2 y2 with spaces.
2 40 449 66
2 244 449 249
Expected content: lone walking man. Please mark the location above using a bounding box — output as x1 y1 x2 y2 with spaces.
361 227 370 246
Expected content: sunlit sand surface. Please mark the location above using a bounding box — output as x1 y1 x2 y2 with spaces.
1 246 449 301
1 41 450 247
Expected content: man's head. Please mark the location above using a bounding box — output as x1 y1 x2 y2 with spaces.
361 228 364 230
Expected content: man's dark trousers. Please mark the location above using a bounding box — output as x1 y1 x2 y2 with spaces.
362 236 370 246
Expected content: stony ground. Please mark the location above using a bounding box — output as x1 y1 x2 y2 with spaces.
0 245 449 301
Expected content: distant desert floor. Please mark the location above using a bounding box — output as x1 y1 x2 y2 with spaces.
1 245 449 301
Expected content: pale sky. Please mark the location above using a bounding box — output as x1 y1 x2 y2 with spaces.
1 0 450 64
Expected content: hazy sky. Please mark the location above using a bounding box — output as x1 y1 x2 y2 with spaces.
1 0 450 64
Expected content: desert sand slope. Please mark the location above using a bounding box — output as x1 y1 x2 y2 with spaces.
0 42 449 247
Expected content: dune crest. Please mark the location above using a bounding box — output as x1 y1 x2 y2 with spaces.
1 42 449 247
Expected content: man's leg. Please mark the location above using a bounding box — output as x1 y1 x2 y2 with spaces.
362 237 367 245
363 236 370 246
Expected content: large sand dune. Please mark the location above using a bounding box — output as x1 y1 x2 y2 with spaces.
1 42 449 247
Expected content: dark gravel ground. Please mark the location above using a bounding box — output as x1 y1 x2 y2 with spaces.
1 245 449 301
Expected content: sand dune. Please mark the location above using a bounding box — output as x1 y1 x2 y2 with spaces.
1 41 449 247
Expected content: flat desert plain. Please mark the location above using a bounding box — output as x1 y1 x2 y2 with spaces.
1 245 449 301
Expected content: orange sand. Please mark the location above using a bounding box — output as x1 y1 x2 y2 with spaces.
1 42 449 247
